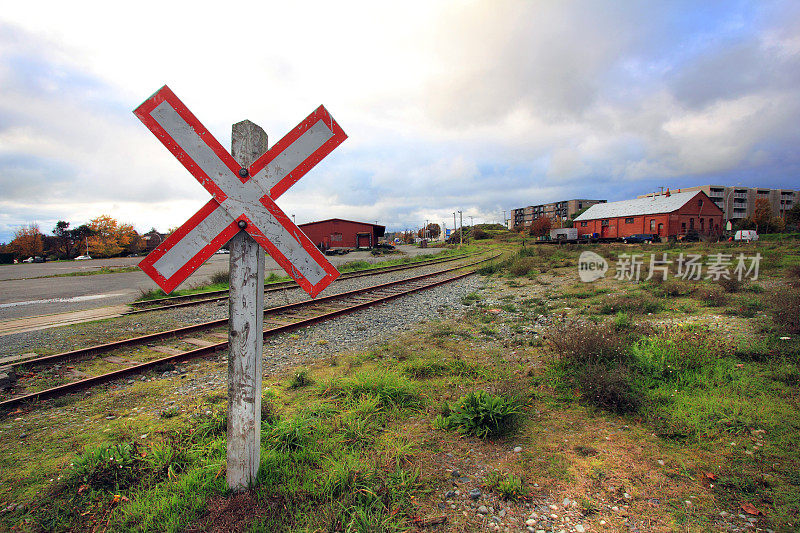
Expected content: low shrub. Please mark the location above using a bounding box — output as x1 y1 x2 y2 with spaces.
612 311 633 331
288 368 313 389
508 256 539 277
485 471 527 501
546 319 631 368
577 364 641 414
718 276 746 293
210 270 229 285
67 443 141 492
472 228 490 240
695 285 728 307
437 390 523 438
770 286 800 334
660 278 694 297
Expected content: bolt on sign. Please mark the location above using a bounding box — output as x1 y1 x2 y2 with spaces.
135 85 345 297
134 85 346 491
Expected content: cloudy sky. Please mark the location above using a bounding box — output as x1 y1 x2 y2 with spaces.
1 0 798 243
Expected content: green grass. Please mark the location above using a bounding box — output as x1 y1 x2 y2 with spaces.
318 369 421 408
435 390 523 438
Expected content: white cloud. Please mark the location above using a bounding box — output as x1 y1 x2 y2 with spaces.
1 0 799 242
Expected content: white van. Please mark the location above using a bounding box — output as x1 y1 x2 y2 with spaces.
734 230 758 242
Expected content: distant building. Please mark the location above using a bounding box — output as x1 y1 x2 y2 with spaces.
575 190 723 239
299 218 385 249
511 199 606 229
638 186 798 222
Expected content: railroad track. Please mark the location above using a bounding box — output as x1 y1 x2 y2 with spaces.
0 253 497 410
128 251 481 314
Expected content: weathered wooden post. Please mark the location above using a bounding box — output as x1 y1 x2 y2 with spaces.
133 85 346 493
227 121 268 490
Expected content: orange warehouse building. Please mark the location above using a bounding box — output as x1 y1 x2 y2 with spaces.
574 190 723 240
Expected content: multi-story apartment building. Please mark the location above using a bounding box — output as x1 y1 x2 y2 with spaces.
511 199 606 229
638 186 798 222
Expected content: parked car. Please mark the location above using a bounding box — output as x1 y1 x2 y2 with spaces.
623 233 661 244
32 256 46 263
22 256 34 263
734 230 758 242
677 230 700 243
74 255 92 260
214 249 230 254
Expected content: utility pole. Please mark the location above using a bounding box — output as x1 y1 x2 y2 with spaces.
458 210 463 246
469 215 474 228
453 212 457 243
502 210 506 228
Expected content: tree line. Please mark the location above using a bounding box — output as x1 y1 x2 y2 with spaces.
0 215 157 261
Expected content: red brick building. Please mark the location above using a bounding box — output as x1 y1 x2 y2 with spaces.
574 190 723 239
298 218 385 249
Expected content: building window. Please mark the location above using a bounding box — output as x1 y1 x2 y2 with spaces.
650 219 656 231
681 222 686 232
601 220 609 226
580 221 587 227
331 233 342 242
658 223 664 234
700 218 705 231
698 199 703 207
625 217 634 224
689 218 695 229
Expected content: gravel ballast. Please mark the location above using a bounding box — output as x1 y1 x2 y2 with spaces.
1 262 485 361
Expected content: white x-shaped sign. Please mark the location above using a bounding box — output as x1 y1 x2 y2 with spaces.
135 86 345 297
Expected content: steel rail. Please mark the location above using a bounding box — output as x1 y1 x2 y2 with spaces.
0 265 484 410
128 251 480 313
6 254 497 375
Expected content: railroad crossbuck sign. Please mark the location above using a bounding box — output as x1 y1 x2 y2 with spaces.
135 85 345 297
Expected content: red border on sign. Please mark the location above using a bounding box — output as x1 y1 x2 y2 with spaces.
248 105 347 200
243 194 339 298
139 199 239 294
133 85 239 204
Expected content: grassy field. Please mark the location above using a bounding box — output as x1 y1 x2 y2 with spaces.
1 238 798 532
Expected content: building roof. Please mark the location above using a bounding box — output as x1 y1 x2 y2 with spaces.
298 218 386 236
574 191 704 221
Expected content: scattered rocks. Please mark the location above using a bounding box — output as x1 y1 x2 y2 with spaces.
477 505 488 514
469 488 482 500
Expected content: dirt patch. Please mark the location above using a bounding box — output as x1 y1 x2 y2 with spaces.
185 491 284 533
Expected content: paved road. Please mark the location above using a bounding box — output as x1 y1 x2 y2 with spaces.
0 246 442 321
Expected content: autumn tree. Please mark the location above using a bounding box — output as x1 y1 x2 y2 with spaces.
10 224 44 258
749 199 786 234
400 231 415 244
88 215 142 257
752 199 773 232
529 217 552 237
